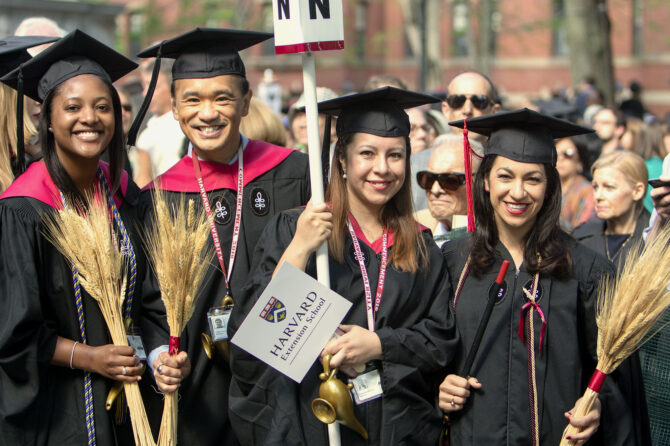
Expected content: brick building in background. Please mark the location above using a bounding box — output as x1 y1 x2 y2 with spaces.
4 0 668 118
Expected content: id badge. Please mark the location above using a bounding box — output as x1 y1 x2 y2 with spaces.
208 305 232 341
126 327 147 361
349 364 383 404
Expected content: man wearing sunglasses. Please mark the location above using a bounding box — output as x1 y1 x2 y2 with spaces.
441 70 499 140
412 71 499 209
415 134 483 246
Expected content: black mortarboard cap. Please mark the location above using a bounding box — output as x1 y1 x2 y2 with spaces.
318 86 441 138
1 29 137 102
449 108 593 166
315 87 440 192
137 27 273 80
0 36 58 77
0 29 136 174
128 27 272 147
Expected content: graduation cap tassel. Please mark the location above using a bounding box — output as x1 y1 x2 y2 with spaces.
321 114 332 192
463 118 475 233
15 67 25 174
127 43 163 147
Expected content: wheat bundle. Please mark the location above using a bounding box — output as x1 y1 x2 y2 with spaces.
560 225 670 445
43 194 156 446
144 186 213 446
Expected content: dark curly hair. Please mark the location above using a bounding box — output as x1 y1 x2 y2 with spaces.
470 154 571 277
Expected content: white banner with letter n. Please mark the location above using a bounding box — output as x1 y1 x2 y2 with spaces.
231 262 351 382
272 0 344 54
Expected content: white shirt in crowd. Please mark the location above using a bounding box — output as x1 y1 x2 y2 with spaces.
136 111 186 176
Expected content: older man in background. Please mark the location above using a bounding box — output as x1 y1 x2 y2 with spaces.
415 134 483 246
412 70 498 210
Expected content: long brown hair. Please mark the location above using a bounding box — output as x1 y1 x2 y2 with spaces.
0 84 38 193
325 133 428 272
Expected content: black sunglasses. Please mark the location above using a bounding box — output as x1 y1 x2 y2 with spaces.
416 171 467 191
445 94 491 111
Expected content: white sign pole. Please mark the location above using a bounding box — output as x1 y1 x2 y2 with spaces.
301 51 339 445
272 1 345 443
301 52 329 288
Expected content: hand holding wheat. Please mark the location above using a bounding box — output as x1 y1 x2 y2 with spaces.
43 192 156 446
144 186 214 446
560 225 670 445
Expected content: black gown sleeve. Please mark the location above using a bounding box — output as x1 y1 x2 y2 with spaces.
228 209 307 446
376 237 458 374
575 246 635 446
0 201 57 441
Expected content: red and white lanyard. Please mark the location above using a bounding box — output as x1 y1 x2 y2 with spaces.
192 146 243 293
347 219 388 332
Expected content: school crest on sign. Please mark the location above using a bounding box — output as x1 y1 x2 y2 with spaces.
259 296 287 323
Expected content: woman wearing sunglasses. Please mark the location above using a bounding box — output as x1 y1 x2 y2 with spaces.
229 87 459 445
438 109 633 446
556 136 595 232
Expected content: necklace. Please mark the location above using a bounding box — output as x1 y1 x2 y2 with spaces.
605 233 633 261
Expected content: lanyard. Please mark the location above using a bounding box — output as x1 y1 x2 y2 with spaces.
347 219 388 332
192 147 243 294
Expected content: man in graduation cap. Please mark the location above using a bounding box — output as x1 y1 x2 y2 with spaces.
136 28 310 446
0 35 58 187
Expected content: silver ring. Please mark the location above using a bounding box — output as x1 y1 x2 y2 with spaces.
157 364 163 374
450 398 455 407
121 366 127 376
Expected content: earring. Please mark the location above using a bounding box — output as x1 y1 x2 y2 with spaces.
48 127 52 132
343 172 347 180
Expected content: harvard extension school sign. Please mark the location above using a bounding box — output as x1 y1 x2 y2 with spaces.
272 0 345 54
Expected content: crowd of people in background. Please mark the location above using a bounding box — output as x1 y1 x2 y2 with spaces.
1 15 670 446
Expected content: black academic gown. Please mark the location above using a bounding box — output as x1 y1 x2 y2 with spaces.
0 161 146 446
442 235 634 446
228 209 459 446
573 209 652 446
140 140 310 446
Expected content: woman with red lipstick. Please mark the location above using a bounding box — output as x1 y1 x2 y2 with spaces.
0 31 147 445
229 87 459 445
438 109 634 446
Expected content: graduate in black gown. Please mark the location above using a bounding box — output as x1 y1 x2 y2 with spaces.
228 87 459 445
135 28 310 446
438 109 634 445
0 30 146 446
0 36 57 191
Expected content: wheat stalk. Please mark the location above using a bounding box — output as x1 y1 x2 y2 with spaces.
43 193 156 446
144 185 214 446
560 225 670 445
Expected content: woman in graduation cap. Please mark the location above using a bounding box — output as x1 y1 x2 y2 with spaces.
438 109 634 445
0 30 147 445
228 87 459 445
0 35 57 192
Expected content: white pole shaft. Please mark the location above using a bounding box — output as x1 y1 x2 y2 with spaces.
301 52 331 289
301 52 340 446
